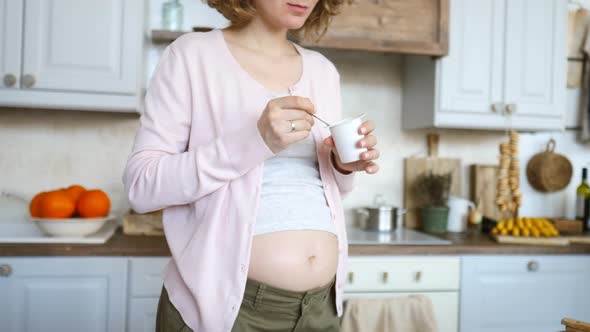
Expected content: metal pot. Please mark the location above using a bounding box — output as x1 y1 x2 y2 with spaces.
356 195 405 232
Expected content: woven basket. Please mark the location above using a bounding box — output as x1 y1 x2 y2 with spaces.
526 139 573 192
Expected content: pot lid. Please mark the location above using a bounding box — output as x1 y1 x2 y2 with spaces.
370 194 395 211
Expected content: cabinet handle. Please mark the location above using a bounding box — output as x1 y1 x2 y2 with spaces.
347 272 354 284
3 74 16 87
505 103 517 115
527 260 539 272
22 74 36 88
0 264 12 277
382 271 389 283
414 271 422 282
491 102 504 113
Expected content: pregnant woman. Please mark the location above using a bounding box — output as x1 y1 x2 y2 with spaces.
123 0 379 331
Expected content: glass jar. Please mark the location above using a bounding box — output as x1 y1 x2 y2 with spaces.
162 0 183 31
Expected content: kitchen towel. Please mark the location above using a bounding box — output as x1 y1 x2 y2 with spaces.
340 295 438 332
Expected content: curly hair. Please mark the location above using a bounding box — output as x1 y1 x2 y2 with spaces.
205 0 347 40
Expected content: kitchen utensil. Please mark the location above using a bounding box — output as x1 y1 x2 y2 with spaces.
526 139 573 192
565 236 590 244
446 196 475 232
0 222 118 244
552 218 584 235
493 234 569 246
123 210 163 236
29 215 115 237
329 114 367 163
404 134 461 228
312 113 330 126
470 164 503 220
356 195 405 232
561 318 590 332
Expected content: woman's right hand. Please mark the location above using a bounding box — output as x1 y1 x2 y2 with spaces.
257 96 316 153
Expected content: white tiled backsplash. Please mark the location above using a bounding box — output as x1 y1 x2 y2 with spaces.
0 3 588 223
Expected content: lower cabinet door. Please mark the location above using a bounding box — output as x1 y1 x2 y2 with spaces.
461 255 590 332
128 298 160 332
0 257 127 332
343 292 459 332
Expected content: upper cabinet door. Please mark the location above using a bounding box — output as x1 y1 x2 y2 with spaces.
439 0 504 114
0 0 23 90
22 0 143 94
503 0 567 118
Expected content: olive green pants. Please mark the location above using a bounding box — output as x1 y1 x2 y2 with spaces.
156 277 339 332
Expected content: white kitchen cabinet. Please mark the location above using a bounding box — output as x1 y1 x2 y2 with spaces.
127 257 169 332
0 257 127 332
0 0 145 111
344 256 460 332
461 255 590 332
402 0 567 131
503 0 565 119
128 298 160 332
0 0 23 90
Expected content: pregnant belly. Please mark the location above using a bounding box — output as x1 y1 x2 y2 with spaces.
247 230 339 291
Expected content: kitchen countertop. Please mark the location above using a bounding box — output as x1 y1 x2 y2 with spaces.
1 227 590 256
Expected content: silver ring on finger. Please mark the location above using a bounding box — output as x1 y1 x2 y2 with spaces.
290 120 296 133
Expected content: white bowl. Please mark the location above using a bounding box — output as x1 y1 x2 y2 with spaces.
29 215 115 237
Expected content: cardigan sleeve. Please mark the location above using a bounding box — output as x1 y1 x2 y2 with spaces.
122 46 274 213
329 69 355 198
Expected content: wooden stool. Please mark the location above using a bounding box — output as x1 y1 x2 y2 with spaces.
562 318 590 332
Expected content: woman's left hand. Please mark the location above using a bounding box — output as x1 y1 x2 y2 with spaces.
323 120 380 174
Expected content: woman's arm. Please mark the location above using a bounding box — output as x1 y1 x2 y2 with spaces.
122 46 274 213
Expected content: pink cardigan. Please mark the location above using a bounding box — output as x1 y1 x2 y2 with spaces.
123 30 354 331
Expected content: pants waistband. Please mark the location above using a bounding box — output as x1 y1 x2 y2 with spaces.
243 276 335 303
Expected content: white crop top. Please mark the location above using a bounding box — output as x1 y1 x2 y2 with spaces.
254 133 336 235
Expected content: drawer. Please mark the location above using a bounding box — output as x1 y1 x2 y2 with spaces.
129 257 169 297
345 256 460 292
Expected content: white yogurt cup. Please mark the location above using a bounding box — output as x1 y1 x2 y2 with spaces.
329 114 367 163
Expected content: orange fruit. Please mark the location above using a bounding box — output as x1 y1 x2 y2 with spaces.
29 192 46 217
65 185 86 202
39 190 76 218
76 190 110 218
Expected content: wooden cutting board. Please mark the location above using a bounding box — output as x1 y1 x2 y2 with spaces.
470 164 503 220
493 234 570 246
565 236 590 244
493 235 590 246
403 157 461 228
122 210 163 236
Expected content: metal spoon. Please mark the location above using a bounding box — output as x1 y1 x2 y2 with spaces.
312 114 330 126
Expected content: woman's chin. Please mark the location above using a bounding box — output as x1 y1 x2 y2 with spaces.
279 17 308 31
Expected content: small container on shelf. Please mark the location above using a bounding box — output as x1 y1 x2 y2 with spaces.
162 0 183 31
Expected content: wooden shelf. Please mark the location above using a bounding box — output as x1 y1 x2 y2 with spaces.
151 27 212 44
